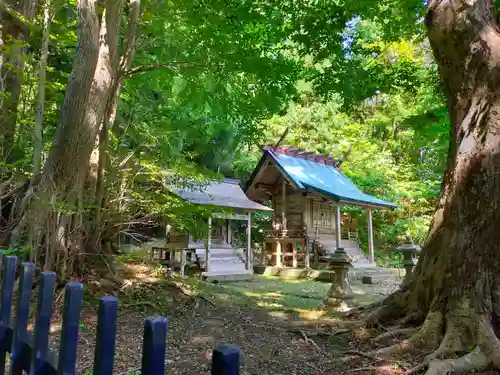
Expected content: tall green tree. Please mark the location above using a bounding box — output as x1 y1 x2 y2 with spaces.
1 0 301 278
354 2 500 373
228 0 500 371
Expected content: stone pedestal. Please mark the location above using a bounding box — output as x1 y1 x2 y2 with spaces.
392 236 421 285
324 248 353 309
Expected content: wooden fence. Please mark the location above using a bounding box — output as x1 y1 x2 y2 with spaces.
0 255 240 375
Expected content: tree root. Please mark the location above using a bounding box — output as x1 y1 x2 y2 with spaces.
424 346 490 375
407 314 472 374
401 306 500 375
371 310 444 359
341 350 379 361
365 289 410 328
361 288 500 375
372 327 417 343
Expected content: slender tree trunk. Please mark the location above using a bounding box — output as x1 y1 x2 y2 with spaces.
0 0 37 165
369 1 500 374
90 0 140 249
32 4 52 178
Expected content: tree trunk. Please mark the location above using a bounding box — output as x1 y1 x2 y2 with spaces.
0 0 38 166
368 1 500 374
9 0 125 278
32 3 52 178
89 0 140 250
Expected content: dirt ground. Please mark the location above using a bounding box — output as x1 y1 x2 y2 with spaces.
56 261 408 375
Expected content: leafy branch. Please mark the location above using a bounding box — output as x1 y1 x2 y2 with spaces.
122 61 206 77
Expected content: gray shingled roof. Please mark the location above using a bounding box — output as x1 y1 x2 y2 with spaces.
171 178 272 211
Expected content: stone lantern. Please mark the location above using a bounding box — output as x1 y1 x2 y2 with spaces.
324 248 354 309
392 235 421 285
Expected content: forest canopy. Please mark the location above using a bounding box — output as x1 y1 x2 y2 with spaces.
7 1 500 374
0 0 444 271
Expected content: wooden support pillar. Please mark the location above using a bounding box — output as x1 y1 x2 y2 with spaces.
276 241 282 267
227 219 232 246
206 216 212 274
313 242 319 268
222 220 227 243
292 243 297 268
367 209 375 263
164 223 170 248
261 243 267 266
246 212 252 271
281 179 287 234
302 194 310 268
335 206 342 250
180 250 186 277
304 241 310 268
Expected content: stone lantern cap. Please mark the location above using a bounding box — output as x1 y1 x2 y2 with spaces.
394 243 421 252
327 248 353 267
392 236 422 255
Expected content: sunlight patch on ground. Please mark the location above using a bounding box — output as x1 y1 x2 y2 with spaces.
351 285 367 295
370 364 405 374
263 292 282 297
243 290 264 298
267 310 289 319
192 274 394 319
294 308 326 320
257 301 283 308
121 263 162 283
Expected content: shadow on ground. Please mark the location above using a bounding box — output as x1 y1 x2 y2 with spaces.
74 263 402 375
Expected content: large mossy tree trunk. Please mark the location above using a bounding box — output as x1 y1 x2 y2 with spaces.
368 1 500 374
8 0 127 279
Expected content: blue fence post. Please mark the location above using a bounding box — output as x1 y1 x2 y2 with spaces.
31 272 56 375
141 317 168 375
10 262 35 375
92 297 118 375
0 256 17 375
212 345 240 375
57 282 83 375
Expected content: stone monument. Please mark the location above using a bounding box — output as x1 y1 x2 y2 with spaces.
324 248 354 309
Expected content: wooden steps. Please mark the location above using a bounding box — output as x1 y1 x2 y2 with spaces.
195 248 253 281
317 239 374 268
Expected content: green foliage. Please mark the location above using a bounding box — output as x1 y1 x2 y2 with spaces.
376 251 404 269
241 37 449 258
2 0 451 260
0 245 32 258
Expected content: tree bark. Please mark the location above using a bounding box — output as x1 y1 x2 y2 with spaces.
0 0 38 166
9 0 125 277
368 1 500 374
90 0 140 249
33 3 52 178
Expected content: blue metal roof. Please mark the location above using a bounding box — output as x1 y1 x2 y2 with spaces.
267 150 396 209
